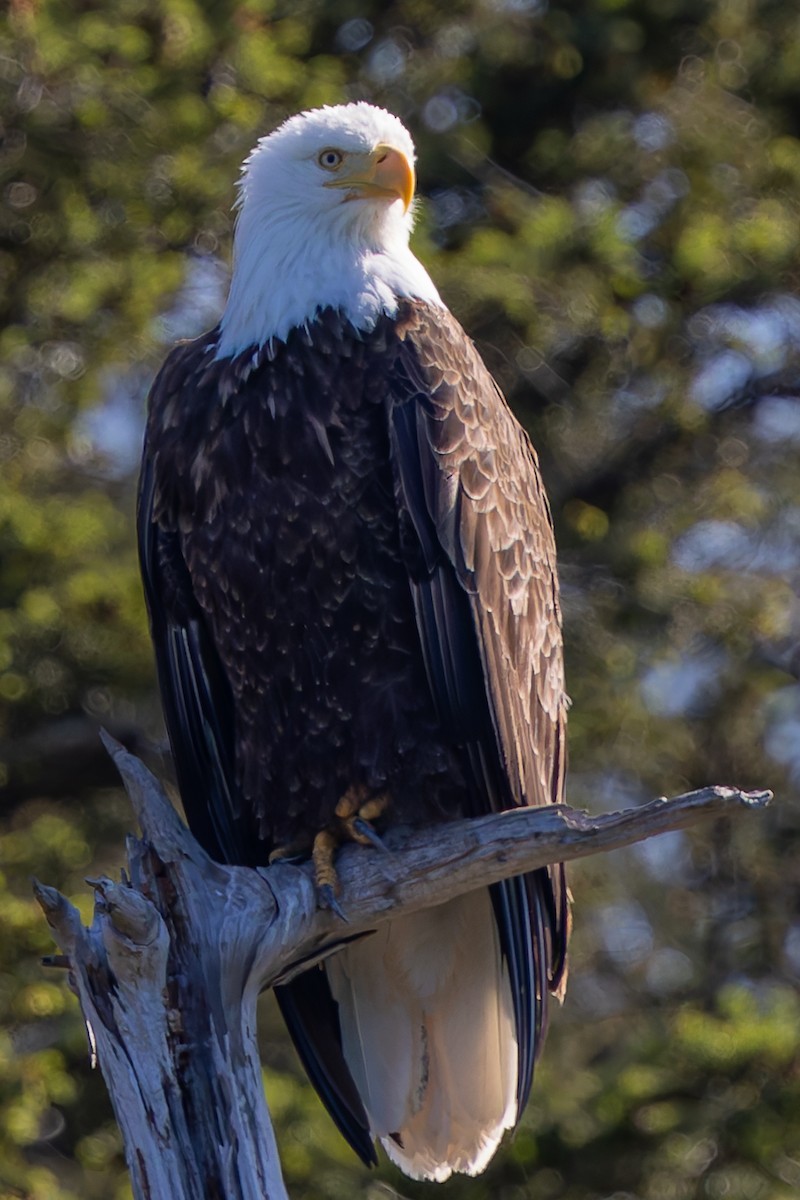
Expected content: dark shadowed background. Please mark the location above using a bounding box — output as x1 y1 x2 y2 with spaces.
1 1 799 1197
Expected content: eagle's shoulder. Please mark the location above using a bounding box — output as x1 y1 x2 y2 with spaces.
393 299 559 587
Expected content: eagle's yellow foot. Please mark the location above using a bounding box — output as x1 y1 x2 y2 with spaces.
335 787 390 851
312 829 348 921
312 789 391 919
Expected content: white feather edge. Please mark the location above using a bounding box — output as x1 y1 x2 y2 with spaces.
325 889 518 1182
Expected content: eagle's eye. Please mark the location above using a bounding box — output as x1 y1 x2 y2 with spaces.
318 148 344 171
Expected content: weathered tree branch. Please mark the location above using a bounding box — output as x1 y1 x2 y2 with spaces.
35 735 771 1200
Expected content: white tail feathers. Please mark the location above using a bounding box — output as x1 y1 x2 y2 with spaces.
325 889 518 1181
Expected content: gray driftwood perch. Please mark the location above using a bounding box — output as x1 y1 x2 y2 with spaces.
34 734 770 1200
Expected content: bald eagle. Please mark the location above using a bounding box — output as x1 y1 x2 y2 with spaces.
139 102 569 1182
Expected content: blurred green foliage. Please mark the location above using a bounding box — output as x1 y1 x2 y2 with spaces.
2 0 800 1196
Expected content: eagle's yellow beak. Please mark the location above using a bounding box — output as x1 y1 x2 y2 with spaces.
325 145 415 212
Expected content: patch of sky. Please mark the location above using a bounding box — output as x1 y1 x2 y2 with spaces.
640 645 726 718
763 685 800 784
428 186 485 231
568 770 650 814
366 39 407 83
632 112 674 153
617 203 659 242
433 23 475 58
752 395 800 443
423 94 460 133
632 294 668 329
689 349 752 410
617 169 689 243
573 178 617 220
335 18 373 53
674 511 800 575
569 971 629 1018
632 830 691 884
596 901 654 968
688 295 800 411
422 89 481 134
75 368 149 477
82 253 228 478
154 252 228 343
610 377 668 418
673 520 751 572
645 947 695 995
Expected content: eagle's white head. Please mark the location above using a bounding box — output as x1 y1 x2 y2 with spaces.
216 102 442 356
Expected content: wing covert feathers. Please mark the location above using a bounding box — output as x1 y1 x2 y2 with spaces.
393 302 567 817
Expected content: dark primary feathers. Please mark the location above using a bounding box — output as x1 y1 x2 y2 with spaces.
139 299 568 1172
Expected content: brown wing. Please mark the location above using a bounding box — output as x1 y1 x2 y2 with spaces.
389 302 569 1106
403 304 566 814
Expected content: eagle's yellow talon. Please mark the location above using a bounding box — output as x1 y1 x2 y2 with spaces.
313 790 392 906
312 829 341 895
338 791 389 846
358 795 389 824
335 784 369 821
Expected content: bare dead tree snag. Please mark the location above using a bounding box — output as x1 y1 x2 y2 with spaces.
34 735 771 1200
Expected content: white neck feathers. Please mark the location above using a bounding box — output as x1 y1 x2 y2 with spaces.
217 200 441 357
215 106 444 360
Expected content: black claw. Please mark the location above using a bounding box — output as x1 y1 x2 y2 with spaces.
353 817 389 853
318 884 349 923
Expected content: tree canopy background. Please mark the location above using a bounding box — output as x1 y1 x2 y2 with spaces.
2 0 799 1197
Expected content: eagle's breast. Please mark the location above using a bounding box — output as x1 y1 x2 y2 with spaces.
148 310 464 849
